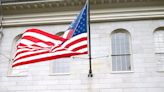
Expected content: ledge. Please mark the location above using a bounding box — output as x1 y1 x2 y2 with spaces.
2 0 164 15
111 71 134 74
2 6 164 27
1 0 164 27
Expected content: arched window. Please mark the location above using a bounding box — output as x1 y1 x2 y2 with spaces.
50 31 70 75
111 29 131 71
154 27 164 71
9 33 28 76
10 34 23 60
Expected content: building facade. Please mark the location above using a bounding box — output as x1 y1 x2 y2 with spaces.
0 0 164 92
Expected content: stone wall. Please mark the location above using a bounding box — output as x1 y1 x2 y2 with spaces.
0 20 164 92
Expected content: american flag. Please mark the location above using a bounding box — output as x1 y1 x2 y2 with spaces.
12 2 88 68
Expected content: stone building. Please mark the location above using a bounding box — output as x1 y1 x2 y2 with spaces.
0 0 164 92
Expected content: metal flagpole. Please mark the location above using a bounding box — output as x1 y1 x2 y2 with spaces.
0 0 3 33
87 0 93 77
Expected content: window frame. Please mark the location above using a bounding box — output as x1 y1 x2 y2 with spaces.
110 29 133 73
8 33 28 77
49 31 71 76
49 58 71 76
154 28 164 72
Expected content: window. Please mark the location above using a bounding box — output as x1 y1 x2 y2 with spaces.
9 34 28 76
154 28 164 71
50 31 70 75
111 29 131 71
51 58 70 75
11 34 23 57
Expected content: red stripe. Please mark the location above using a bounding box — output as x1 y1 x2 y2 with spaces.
25 28 66 41
31 44 44 48
51 45 61 51
14 50 50 62
66 29 74 39
53 48 67 52
72 44 87 51
14 48 44 60
22 36 55 46
65 37 87 48
18 43 27 47
12 51 87 67
15 50 30 58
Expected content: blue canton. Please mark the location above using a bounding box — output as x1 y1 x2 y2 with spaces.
68 3 88 37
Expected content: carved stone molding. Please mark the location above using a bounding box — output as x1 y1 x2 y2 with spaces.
2 0 164 14
1 0 164 27
3 6 164 27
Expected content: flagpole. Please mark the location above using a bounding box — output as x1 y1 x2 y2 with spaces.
0 0 3 33
0 0 3 40
87 0 93 77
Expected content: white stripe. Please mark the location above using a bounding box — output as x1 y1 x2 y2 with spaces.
67 41 87 51
23 32 63 45
35 42 50 47
19 41 51 49
12 65 28 70
51 46 65 52
15 48 32 54
62 30 70 39
13 50 75 65
51 33 87 52
20 39 35 46
61 33 87 48
76 48 88 53
14 49 48 60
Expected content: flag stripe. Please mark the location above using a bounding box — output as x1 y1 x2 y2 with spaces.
22 36 55 46
67 41 87 51
63 29 74 39
51 33 87 52
25 28 65 41
65 37 87 48
13 50 74 65
22 32 64 45
14 50 49 62
60 33 87 48
12 51 87 67
72 44 87 51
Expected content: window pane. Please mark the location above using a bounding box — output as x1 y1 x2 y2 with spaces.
154 30 164 53
111 32 130 55
112 55 131 71
126 55 131 70
112 56 117 71
52 58 70 74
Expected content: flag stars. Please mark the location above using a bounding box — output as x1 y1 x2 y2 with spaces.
80 22 83 25
72 4 87 37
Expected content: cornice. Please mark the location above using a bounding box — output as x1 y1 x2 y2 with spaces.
2 0 164 13
2 6 164 27
1 0 164 27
